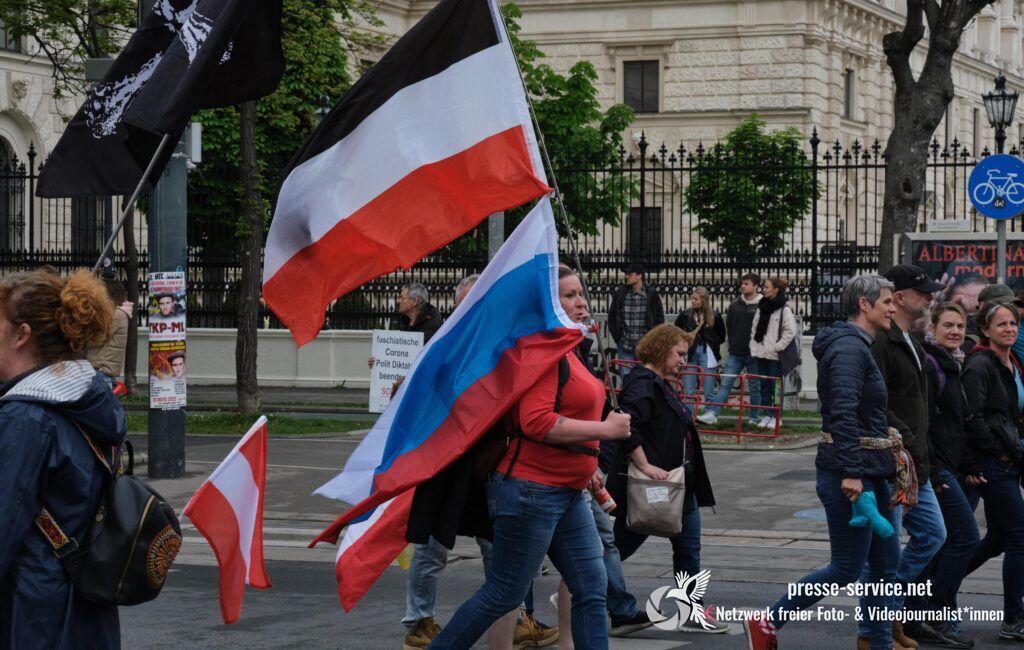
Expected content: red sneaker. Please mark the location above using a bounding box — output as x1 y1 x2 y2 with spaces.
744 612 778 650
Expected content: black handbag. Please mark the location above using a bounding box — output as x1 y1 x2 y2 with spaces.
777 308 801 376
35 424 182 606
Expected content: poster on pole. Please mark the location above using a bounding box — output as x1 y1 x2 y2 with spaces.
147 271 187 341
149 340 187 409
901 232 1024 297
148 271 187 410
369 330 424 413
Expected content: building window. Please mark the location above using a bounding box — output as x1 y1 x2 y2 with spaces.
0 138 24 252
843 69 855 120
0 19 20 53
627 206 662 266
624 61 659 113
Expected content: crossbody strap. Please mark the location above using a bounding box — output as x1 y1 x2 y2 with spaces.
34 418 116 558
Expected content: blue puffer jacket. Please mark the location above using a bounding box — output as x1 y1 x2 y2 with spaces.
0 360 126 649
813 322 895 479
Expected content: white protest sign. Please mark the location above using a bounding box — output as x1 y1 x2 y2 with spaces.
369 330 424 413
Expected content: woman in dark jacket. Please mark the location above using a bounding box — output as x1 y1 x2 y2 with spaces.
0 269 126 650
916 303 982 644
961 300 1024 641
674 287 725 406
608 324 722 632
746 275 900 650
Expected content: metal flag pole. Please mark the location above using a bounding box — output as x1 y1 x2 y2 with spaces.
499 19 620 408
91 132 173 274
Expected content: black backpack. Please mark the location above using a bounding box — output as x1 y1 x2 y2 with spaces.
35 421 182 606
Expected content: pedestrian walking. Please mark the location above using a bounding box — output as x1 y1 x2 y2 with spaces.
745 274 901 650
368 282 443 370
607 262 664 378
697 272 761 426
0 269 127 649
430 266 630 650
748 277 796 429
960 299 1024 642
608 324 725 634
865 265 946 648
674 287 724 410
906 302 981 648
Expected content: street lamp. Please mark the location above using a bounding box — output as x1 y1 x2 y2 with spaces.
316 94 331 124
981 73 1020 284
982 73 1019 154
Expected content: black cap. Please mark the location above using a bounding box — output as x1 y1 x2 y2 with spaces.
883 264 944 293
625 262 645 275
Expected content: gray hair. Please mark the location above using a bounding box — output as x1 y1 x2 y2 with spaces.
403 282 429 307
455 274 480 300
841 274 895 319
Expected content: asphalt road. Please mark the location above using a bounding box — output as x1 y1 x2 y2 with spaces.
118 435 1009 649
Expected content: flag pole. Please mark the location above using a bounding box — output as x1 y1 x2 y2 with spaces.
91 132 173 274
500 21 620 408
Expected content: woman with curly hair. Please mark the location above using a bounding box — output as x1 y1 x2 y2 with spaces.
0 268 126 649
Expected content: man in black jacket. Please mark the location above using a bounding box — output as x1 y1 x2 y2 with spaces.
862 264 948 647
607 263 664 377
698 272 761 425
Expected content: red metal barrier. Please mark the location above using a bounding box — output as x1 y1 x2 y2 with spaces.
606 359 783 443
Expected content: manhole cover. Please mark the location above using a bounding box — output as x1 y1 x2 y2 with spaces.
793 508 827 521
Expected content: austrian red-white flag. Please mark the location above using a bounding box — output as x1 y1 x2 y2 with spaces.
183 416 271 624
262 0 550 346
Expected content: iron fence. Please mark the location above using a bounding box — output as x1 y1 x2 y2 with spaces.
0 130 1017 332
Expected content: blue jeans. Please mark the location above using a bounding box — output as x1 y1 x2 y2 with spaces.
613 494 701 579
402 535 494 631
770 470 900 650
965 458 1024 620
431 475 608 649
755 357 782 420
857 480 945 635
585 491 639 619
616 345 637 379
922 470 980 612
706 353 760 418
682 347 717 405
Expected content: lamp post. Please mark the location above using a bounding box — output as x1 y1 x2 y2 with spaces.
316 94 331 124
982 73 1020 283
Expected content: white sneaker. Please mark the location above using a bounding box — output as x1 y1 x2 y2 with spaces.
756 416 771 429
696 411 718 425
548 592 558 614
763 417 779 430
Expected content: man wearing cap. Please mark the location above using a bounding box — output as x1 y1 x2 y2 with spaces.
859 264 947 647
607 263 664 377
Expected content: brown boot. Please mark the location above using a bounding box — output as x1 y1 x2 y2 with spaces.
893 621 919 649
857 635 870 650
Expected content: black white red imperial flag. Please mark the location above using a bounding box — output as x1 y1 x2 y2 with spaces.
36 0 283 198
262 0 551 347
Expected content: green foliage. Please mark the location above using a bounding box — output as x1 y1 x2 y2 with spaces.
0 0 137 99
500 3 634 239
188 0 383 244
684 115 814 259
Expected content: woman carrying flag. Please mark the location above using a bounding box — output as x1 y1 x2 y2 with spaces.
431 265 631 649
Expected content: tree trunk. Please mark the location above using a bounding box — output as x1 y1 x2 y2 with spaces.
236 100 262 415
878 0 994 271
123 203 140 393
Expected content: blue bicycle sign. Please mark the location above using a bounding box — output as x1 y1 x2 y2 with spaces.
969 154 1024 220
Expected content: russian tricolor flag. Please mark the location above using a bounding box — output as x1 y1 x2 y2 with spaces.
263 0 551 346
311 198 586 610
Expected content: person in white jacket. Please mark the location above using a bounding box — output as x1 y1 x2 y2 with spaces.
749 277 797 429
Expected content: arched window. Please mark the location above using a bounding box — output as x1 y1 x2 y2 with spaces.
0 137 25 252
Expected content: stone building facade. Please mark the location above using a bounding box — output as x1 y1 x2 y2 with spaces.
374 0 1024 154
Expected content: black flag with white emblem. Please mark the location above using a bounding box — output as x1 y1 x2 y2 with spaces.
36 0 283 198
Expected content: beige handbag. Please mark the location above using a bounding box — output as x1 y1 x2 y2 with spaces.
625 461 687 538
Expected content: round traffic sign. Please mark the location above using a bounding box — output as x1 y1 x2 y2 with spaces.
969 154 1024 220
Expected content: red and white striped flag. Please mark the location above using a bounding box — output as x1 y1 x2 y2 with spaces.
262 0 550 346
183 416 271 624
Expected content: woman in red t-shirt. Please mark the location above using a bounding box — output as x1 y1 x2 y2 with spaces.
432 266 630 649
